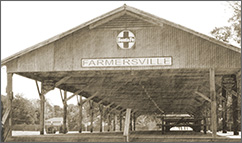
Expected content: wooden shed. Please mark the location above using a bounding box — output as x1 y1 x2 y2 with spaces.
1 4 241 142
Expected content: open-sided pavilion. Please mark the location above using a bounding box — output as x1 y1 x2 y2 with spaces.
1 5 241 142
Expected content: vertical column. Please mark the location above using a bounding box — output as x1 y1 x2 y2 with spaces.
203 116 207 134
113 113 117 131
7 73 13 137
108 110 111 132
119 111 122 131
133 113 136 131
40 93 45 135
231 74 238 135
221 87 227 133
130 112 132 131
78 95 83 133
161 116 165 134
63 90 67 134
210 68 217 138
123 109 131 142
99 104 103 132
90 100 94 133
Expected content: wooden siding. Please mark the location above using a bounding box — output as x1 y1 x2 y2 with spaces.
96 14 157 29
6 16 241 72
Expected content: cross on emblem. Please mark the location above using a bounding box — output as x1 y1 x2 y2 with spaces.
117 30 135 49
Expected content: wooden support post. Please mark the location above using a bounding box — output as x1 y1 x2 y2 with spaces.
99 105 103 132
123 109 131 142
63 90 68 134
221 87 227 133
133 112 136 131
231 74 239 135
113 113 116 131
120 111 123 131
107 110 111 132
130 112 132 131
89 100 94 133
37 80 54 135
210 68 217 138
6 73 13 137
78 95 83 133
40 93 45 135
203 116 207 134
162 116 165 134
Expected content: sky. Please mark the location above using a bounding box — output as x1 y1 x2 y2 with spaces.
1 1 237 107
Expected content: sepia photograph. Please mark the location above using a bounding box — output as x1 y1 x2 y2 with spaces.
1 1 241 142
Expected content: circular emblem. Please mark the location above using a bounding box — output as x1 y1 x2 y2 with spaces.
116 30 135 49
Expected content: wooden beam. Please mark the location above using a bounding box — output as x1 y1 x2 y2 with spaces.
59 89 64 103
39 81 55 135
78 95 83 133
66 89 83 101
119 111 123 131
130 113 132 131
113 113 116 131
221 86 227 133
195 91 211 102
133 112 136 131
90 100 94 133
107 109 111 132
223 86 238 97
99 105 103 132
63 90 68 134
216 83 238 97
97 99 103 105
39 91 45 135
35 80 41 98
110 105 120 112
89 10 126 29
162 116 165 134
6 73 13 137
232 74 239 135
210 68 217 138
83 92 99 104
123 109 131 142
106 103 115 108
55 76 71 87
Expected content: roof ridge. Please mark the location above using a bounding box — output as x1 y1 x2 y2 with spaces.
1 4 240 66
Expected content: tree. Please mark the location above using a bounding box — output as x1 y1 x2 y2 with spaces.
12 94 37 125
211 1 241 45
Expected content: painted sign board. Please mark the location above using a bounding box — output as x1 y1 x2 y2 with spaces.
117 30 135 49
81 57 172 67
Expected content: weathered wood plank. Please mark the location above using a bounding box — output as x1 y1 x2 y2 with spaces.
35 80 41 98
119 111 123 131
66 89 83 101
63 90 68 134
99 105 103 132
231 75 239 135
78 95 83 133
210 68 217 138
55 76 71 87
6 73 13 137
123 109 131 142
89 100 94 133
195 91 211 102
221 87 227 133
39 93 45 135
83 92 99 104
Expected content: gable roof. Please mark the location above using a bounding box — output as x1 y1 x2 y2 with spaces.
1 4 240 66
